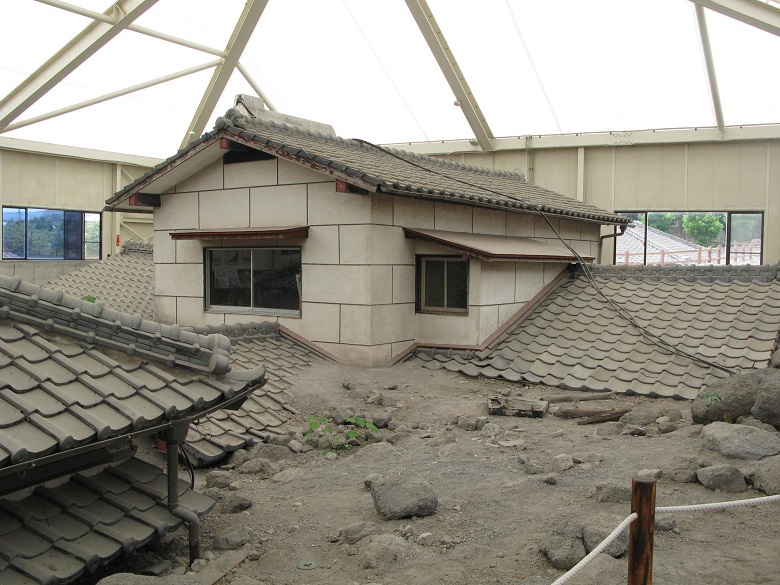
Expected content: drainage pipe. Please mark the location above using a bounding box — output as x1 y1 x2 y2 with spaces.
166 435 201 565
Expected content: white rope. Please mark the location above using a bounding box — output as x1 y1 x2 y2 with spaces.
549 513 637 585
657 493 780 514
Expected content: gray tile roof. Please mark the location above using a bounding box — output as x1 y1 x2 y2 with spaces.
417 264 780 399
182 322 320 465
107 109 629 226
45 240 154 320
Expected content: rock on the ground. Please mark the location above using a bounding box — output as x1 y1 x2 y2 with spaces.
595 481 631 504
371 411 392 429
620 405 660 426
370 475 438 520
596 422 624 436
340 521 382 545
691 370 768 424
213 526 252 550
581 514 628 558
251 443 295 462
696 464 747 492
751 371 780 427
361 534 410 573
205 470 233 489
333 405 356 424
665 456 706 483
286 439 303 453
738 416 777 433
455 416 478 431
98 575 197 585
750 454 780 495
221 492 253 513
551 454 574 472
229 449 253 468
701 421 780 460
238 457 281 478
364 473 383 490
539 518 586 571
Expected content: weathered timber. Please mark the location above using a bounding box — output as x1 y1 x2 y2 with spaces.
555 406 624 419
541 391 615 403
575 408 633 425
487 396 548 418
628 477 656 585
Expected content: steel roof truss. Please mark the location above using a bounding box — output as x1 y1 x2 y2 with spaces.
689 0 780 36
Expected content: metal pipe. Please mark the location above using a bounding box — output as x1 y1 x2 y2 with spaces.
167 439 201 565
695 5 726 133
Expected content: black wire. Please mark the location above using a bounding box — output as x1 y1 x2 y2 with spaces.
179 442 195 490
351 138 737 376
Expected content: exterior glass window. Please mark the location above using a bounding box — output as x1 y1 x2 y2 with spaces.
2 207 101 260
614 211 763 266
206 247 301 315
417 256 469 314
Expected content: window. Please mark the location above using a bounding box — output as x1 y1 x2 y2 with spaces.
2 207 101 260
206 247 301 315
614 211 762 266
416 256 469 314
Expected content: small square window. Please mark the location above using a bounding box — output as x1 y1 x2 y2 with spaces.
207 247 301 316
417 256 469 314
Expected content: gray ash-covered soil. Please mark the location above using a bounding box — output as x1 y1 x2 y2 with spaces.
85 360 780 585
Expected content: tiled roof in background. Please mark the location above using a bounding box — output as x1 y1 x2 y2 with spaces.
108 110 629 226
182 322 320 465
46 240 154 320
418 264 780 400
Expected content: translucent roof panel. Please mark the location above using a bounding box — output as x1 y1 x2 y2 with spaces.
0 0 778 158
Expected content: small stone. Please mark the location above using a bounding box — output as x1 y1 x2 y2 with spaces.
658 421 678 434
385 383 398 390
496 551 505 558
551 429 565 437
417 532 435 546
205 470 233 489
293 501 303 507
524 461 545 475
287 439 303 453
453 505 462 512
333 405 356 425
190 559 208 573
372 412 392 429
551 454 574 472
364 473 383 490
324 452 337 461
655 517 677 532
622 425 647 436
542 473 558 485
637 468 663 479
228 481 241 491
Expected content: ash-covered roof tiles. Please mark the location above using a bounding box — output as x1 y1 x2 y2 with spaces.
107 109 629 226
46 240 154 320
418 264 780 400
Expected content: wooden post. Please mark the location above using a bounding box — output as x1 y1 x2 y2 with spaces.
697 248 702 264
628 477 656 585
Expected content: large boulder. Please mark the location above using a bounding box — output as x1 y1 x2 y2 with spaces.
691 371 770 424
696 464 747 493
581 514 628 558
539 518 586 571
370 475 438 520
750 454 780 495
751 370 780 427
701 422 780 460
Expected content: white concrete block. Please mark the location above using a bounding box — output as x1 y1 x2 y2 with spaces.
476 262 516 306
176 159 223 192
506 212 535 237
154 296 176 324
498 302 524 326
225 158 277 188
318 342 392 367
155 263 203 297
391 341 417 360
339 225 413 265
514 263 546 302
340 304 372 345
371 303 416 345
582 223 601 242
153 230 176 264
199 188 250 229
302 226 339 265
557 219 582 240
279 302 340 343
393 198 434 229
278 158 331 184
570 239 592 258
473 208 507 235
392 265 416 304
543 263 568 284
371 193 394 225
302 264 372 304
416 312 478 346
307 182 371 225
175 239 204 264
250 184 307 227
176 296 206 326
203 311 227 327
478 305 500 344
434 202 472 232
534 216 561 239
370 266 393 305
156 192 199 231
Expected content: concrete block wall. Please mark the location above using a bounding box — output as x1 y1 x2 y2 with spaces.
152 154 602 364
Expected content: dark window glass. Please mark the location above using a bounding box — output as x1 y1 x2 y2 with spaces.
27 209 64 259
2 208 26 259
423 259 445 308
419 256 468 313
63 211 83 260
446 259 469 309
207 248 301 312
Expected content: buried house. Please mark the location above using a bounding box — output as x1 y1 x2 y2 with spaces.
106 98 629 365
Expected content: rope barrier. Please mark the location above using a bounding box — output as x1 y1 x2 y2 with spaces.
657 493 780 514
549 513 637 585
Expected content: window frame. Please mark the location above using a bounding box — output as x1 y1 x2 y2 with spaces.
204 246 302 317
415 254 470 315
1 206 102 261
613 210 763 266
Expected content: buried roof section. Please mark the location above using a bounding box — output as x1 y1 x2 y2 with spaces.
105 108 630 228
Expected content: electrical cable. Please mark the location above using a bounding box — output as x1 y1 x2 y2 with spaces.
351 137 738 376
179 442 195 490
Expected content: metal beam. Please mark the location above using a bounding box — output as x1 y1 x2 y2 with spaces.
0 0 158 129
404 0 495 151
384 123 780 155
689 0 780 36
236 63 276 112
34 0 226 57
2 60 220 133
180 0 269 149
695 5 725 132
